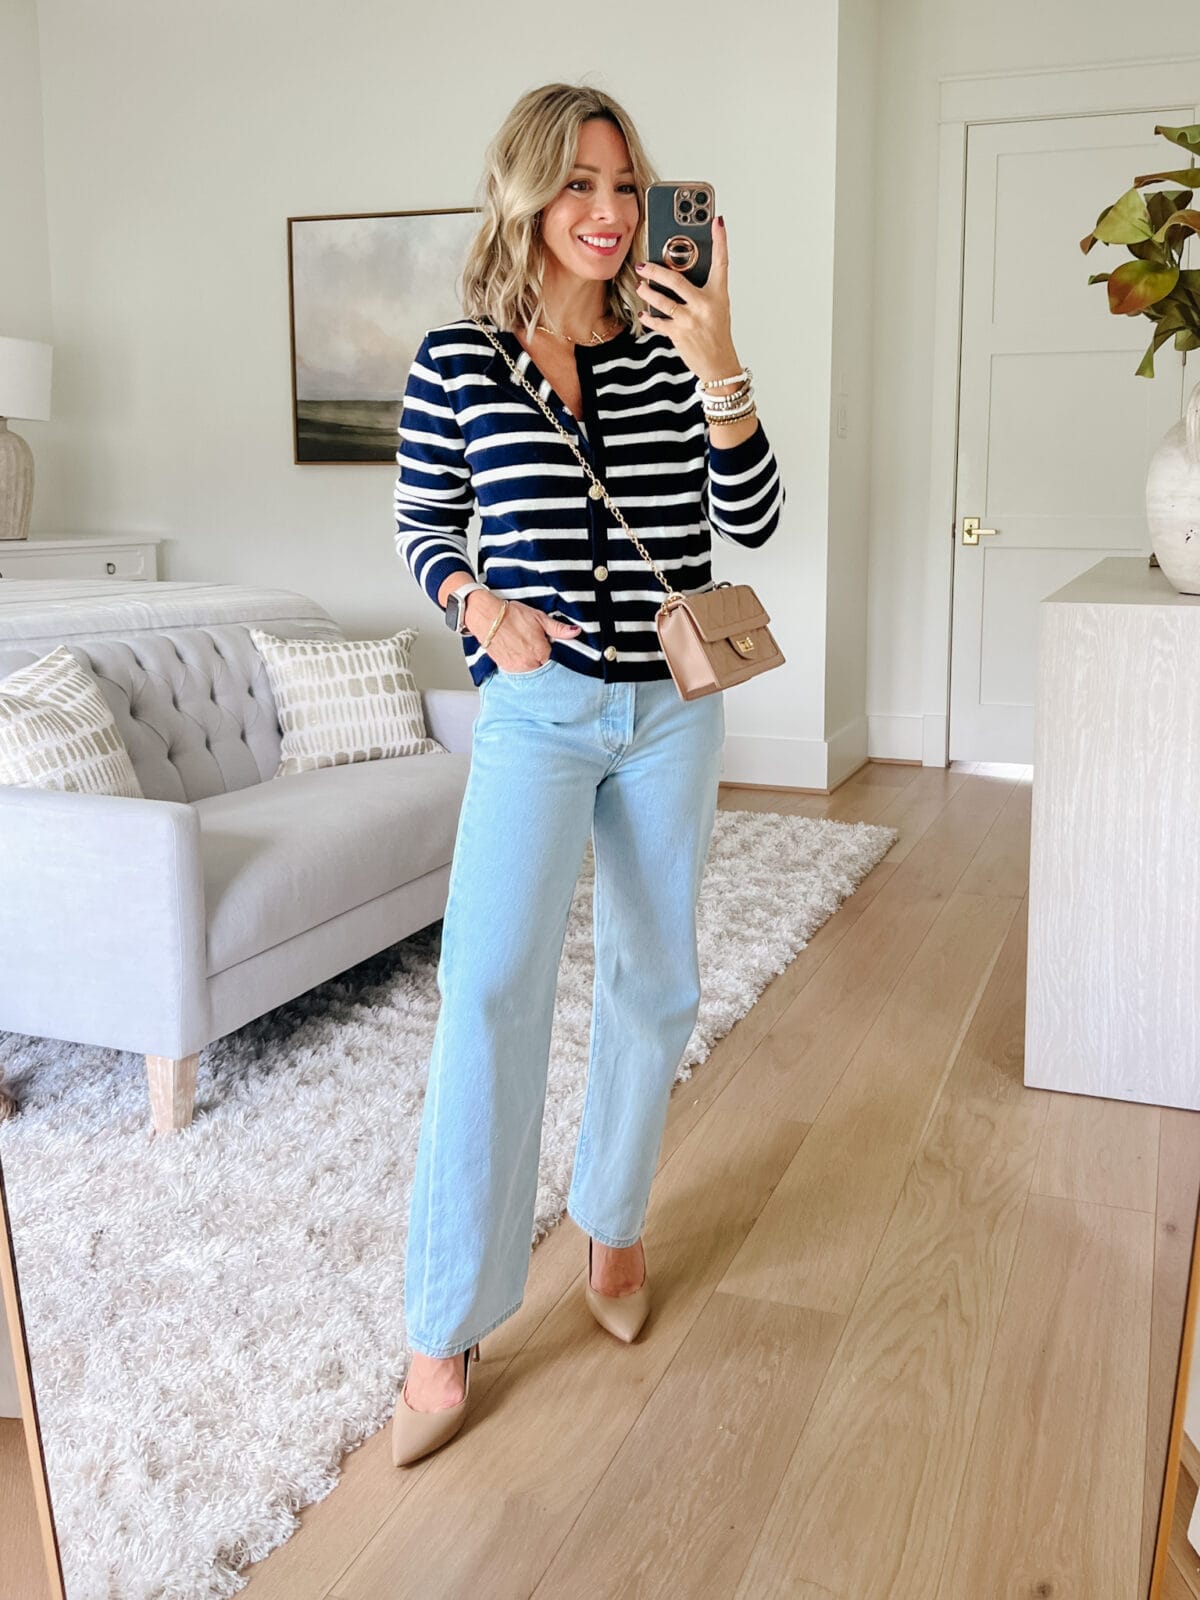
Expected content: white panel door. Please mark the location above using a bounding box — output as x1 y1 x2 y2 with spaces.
949 108 1195 763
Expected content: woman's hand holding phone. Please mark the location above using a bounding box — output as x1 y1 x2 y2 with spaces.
634 214 741 388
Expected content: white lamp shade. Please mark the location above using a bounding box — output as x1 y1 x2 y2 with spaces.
0 336 53 422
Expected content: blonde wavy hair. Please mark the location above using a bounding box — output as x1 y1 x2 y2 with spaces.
460 81 660 342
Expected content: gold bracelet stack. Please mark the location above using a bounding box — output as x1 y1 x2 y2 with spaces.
481 599 509 649
698 364 756 426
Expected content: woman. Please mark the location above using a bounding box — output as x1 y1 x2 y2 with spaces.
391 81 785 1466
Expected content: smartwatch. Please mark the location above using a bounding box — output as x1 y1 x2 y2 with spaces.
444 581 491 635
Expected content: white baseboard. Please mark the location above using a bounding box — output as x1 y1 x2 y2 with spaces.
720 732 831 790
720 713 943 791
866 711 936 765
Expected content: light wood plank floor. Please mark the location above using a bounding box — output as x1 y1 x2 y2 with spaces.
226 758 1200 1600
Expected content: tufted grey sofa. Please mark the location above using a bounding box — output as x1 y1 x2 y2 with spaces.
0 581 478 1133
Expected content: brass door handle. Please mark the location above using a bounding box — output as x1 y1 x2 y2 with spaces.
961 516 1000 545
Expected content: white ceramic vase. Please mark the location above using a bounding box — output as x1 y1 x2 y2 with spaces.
1146 377 1200 594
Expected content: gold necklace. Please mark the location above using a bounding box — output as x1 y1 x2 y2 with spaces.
535 313 618 346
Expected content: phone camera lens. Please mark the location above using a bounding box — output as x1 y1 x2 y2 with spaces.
694 209 709 223
694 190 709 205
677 197 692 214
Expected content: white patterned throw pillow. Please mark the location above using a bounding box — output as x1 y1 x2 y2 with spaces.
248 627 445 777
0 645 144 797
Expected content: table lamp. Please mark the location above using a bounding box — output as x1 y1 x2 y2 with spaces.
0 336 54 542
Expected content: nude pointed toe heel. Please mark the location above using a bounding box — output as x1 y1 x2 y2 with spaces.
584 1237 651 1343
391 1341 481 1468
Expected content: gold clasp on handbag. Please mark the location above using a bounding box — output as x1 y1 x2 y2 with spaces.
732 634 756 656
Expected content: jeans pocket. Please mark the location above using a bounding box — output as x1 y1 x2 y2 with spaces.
497 657 557 679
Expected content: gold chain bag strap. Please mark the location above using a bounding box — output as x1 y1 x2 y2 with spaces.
470 316 785 701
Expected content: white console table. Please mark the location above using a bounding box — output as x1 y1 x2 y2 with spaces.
1025 556 1200 1110
0 535 160 582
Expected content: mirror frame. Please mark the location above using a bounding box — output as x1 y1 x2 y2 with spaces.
0 1153 65 1600
1150 1184 1200 1595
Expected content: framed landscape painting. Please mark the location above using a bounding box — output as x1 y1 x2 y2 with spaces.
287 206 480 464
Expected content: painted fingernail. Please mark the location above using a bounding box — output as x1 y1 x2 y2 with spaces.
635 261 646 270
717 215 724 228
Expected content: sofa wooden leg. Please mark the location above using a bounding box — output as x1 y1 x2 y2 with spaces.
146 1054 199 1133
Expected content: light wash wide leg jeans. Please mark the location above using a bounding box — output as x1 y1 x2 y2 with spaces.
403 659 725 1359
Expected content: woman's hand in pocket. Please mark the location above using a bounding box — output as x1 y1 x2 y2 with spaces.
466 592 581 672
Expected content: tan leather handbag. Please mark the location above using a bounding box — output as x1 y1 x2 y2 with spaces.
471 316 785 701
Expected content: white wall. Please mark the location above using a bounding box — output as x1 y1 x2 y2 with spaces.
11 0 844 785
1 0 51 341
869 4 1200 762
824 0 879 788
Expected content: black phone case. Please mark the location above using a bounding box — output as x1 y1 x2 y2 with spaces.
644 181 715 319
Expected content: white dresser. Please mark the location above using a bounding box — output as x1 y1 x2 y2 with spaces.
0 535 160 581
1025 556 1200 1110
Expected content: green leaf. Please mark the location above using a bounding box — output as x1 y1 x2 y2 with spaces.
1146 189 1194 230
1134 166 1200 188
1135 321 1179 377
1150 207 1200 246
1092 187 1153 244
1145 301 1187 332
1152 124 1200 156
1127 237 1174 263
1107 257 1179 314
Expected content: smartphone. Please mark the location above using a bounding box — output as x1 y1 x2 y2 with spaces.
643 180 716 318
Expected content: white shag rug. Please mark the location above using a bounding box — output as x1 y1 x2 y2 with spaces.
0 807 897 1600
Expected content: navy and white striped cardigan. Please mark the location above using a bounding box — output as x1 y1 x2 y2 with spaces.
393 315 786 686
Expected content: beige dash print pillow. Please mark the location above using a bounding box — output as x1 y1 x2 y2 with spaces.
0 645 144 797
248 627 445 777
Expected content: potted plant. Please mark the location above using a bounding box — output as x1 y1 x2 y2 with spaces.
1081 121 1200 592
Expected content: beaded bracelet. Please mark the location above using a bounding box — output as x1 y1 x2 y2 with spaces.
703 386 754 418
704 385 753 413
704 405 755 424
705 384 754 404
697 366 752 392
704 376 751 397
706 401 758 426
